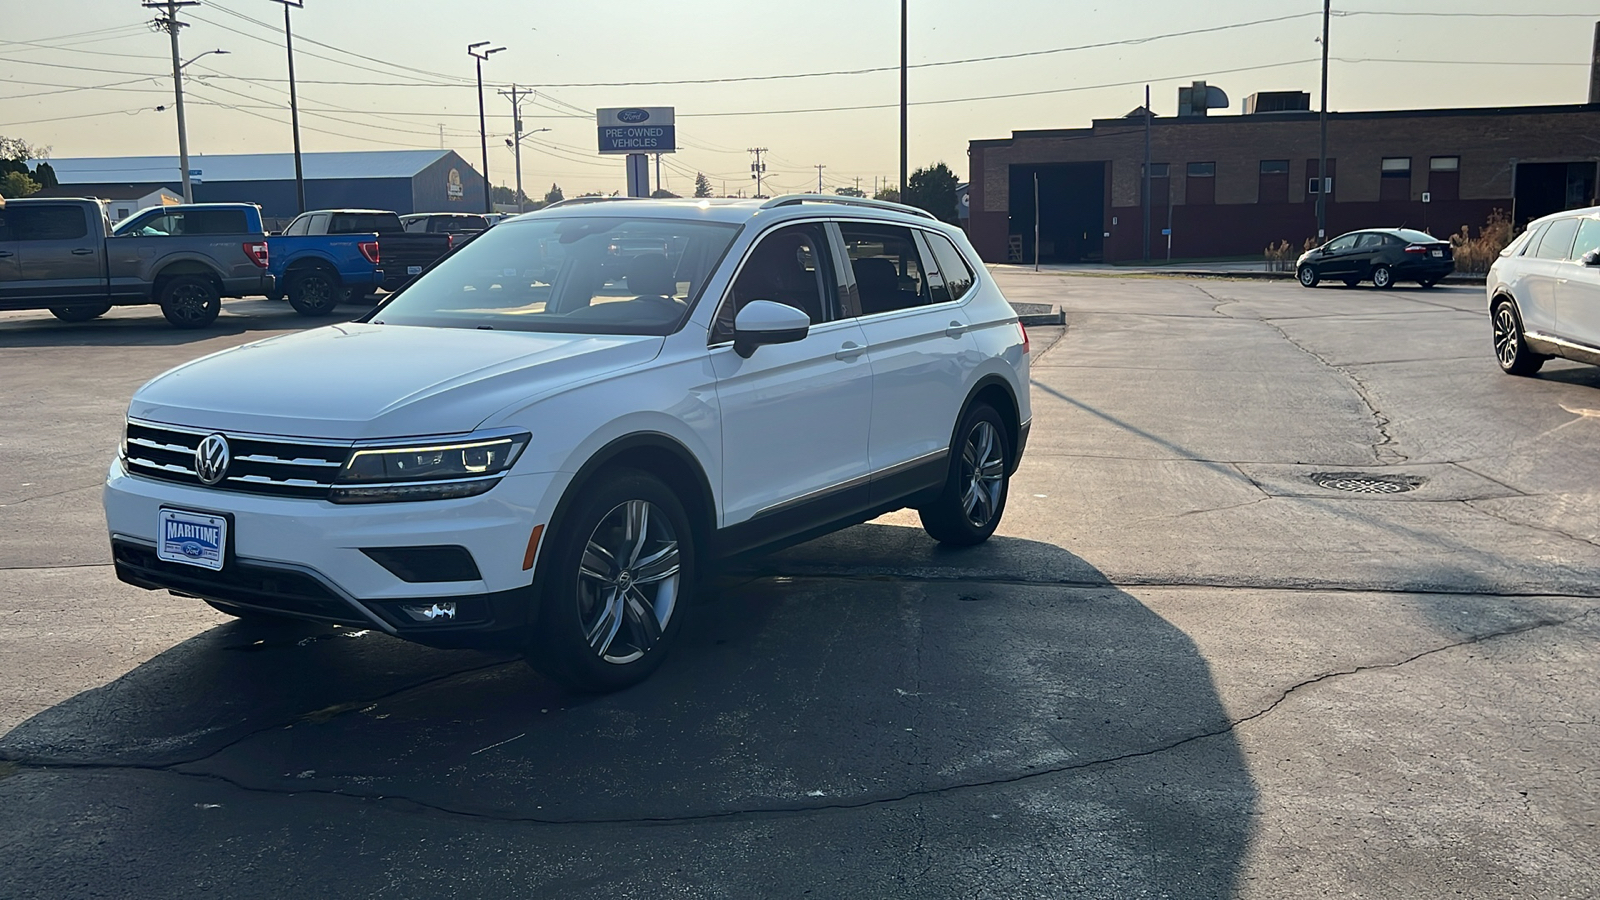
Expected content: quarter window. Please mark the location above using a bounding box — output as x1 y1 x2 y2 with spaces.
837 222 933 316
1533 218 1580 260
923 231 976 303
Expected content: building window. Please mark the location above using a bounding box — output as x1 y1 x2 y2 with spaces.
1144 162 1169 178
1187 162 1216 177
1429 156 1459 172
1428 156 1460 202
1186 162 1215 205
1381 157 1412 202
1259 160 1290 203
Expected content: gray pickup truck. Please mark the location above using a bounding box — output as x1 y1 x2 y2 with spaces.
0 198 274 328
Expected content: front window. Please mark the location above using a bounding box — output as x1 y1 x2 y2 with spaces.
370 215 740 335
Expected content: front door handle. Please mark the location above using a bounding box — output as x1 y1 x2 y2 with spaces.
0 250 12 258
944 321 968 338
71 248 94 256
835 341 865 361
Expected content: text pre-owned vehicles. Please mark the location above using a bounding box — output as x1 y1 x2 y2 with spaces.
1487 206 1600 376
105 195 1031 692
0 199 272 327
270 209 452 314
1296 227 1454 289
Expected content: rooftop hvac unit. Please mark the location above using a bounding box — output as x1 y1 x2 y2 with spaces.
1177 81 1229 117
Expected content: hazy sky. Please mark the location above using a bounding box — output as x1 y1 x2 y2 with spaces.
4 1 1594 197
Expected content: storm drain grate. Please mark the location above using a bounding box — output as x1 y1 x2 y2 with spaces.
1310 472 1424 494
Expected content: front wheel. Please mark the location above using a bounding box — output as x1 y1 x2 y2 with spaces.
288 271 342 316
159 275 222 328
1372 265 1395 289
919 403 1012 546
1297 265 1320 288
49 303 112 322
528 469 693 693
1493 299 1545 376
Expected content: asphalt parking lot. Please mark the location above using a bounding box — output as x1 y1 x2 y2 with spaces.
3 276 1599 898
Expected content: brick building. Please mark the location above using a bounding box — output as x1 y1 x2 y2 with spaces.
967 101 1600 265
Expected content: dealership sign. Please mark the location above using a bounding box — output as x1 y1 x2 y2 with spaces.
597 107 676 155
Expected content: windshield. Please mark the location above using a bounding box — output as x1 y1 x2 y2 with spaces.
370 215 740 335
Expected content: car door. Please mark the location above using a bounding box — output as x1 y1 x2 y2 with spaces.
0 207 21 306
1555 217 1600 348
709 221 875 540
1316 233 1359 278
836 220 979 498
1352 232 1386 277
13 203 106 303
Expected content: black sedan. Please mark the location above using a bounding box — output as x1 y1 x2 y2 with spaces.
1296 228 1454 289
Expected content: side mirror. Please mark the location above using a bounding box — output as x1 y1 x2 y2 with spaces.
1583 248 1600 267
732 300 810 358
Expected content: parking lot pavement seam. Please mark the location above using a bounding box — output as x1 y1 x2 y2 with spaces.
7 606 1590 830
0 482 106 509
1446 461 1534 498
1 563 112 571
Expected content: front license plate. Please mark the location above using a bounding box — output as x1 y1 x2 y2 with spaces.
1431 250 1443 257
156 508 226 571
407 265 422 275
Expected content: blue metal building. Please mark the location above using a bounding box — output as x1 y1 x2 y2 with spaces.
38 150 487 224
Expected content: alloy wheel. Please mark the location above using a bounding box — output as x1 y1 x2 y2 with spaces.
960 421 1006 528
168 283 214 325
576 499 681 665
1493 305 1520 368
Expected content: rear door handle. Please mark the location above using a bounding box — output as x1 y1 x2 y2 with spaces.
0 251 12 258
944 321 968 338
835 341 865 361
71 248 94 255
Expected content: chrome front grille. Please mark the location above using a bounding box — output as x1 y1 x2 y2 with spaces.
124 419 351 499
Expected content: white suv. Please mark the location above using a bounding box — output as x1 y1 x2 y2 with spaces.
105 195 1031 691
1489 206 1600 375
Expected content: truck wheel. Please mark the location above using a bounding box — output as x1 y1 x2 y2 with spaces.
288 271 341 316
49 303 112 323
159 276 222 328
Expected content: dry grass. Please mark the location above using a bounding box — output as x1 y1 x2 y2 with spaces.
1264 237 1317 272
1450 209 1514 274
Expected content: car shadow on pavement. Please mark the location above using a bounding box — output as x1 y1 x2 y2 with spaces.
0 301 360 348
0 525 1256 898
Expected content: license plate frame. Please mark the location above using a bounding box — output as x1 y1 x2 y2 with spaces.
406 265 423 275
1430 249 1443 258
156 507 228 571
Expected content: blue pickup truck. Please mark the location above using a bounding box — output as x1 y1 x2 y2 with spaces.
268 209 451 316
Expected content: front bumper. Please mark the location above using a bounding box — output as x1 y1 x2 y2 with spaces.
104 459 568 646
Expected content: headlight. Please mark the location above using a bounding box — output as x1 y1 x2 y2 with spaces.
331 430 529 504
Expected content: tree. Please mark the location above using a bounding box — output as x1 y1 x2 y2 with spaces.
1 171 40 198
491 185 528 205
650 188 679 199
902 162 960 224
694 172 713 198
834 185 866 198
32 161 56 189
873 186 900 203
544 183 565 205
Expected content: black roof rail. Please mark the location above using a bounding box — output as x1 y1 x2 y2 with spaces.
758 193 938 221
542 196 651 210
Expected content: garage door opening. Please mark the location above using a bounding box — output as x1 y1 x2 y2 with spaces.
1008 163 1106 264
1514 161 1597 226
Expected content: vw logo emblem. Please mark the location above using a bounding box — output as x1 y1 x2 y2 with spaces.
194 433 230 486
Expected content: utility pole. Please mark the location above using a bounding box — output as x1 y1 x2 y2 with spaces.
269 0 305 214
1142 83 1152 263
654 153 662 195
146 0 200 203
899 0 908 200
749 147 767 198
815 164 826 194
439 124 445 150
854 176 862 194
1317 0 1330 240
498 83 528 212
468 41 505 214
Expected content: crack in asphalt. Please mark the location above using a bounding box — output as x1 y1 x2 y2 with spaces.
0 482 105 508
1463 500 1600 551
6 605 1593 828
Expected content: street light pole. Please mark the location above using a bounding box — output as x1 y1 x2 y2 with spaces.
1317 0 1330 240
271 0 305 215
145 0 200 203
469 42 505 215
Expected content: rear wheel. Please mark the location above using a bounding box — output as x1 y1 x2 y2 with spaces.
1297 265 1320 288
1371 264 1395 289
288 270 341 316
1493 298 1545 376
528 469 693 693
49 303 112 322
159 275 222 328
919 403 1012 546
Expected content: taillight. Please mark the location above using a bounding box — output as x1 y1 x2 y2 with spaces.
359 240 380 264
1404 244 1428 254
446 233 454 250
243 241 269 268
1020 321 1030 356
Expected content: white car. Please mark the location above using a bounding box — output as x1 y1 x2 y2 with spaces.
105 195 1032 692
1489 206 1600 375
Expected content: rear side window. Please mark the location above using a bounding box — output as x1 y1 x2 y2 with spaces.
1534 218 1580 260
403 217 427 233
923 231 977 302
184 208 250 234
838 221 932 315
12 206 89 241
330 213 403 235
1356 233 1384 249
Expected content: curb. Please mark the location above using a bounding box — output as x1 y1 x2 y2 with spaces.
1120 268 1486 284
1017 310 1066 326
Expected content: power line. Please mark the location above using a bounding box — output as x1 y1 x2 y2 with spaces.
205 1 477 85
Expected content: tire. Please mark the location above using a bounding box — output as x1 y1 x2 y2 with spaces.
528 469 694 693
1341 277 1361 288
288 270 342 316
1418 279 1438 289
1492 298 1545 376
1297 265 1320 288
49 303 112 322
158 275 222 328
1371 264 1395 290
918 403 1012 546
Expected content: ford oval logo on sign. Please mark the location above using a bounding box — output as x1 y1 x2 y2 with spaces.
618 108 651 124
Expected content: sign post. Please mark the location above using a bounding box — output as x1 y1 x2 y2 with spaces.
597 107 676 198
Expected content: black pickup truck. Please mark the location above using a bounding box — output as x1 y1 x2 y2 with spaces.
274 209 452 300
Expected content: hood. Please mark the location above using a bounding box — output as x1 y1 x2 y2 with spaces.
129 324 663 440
